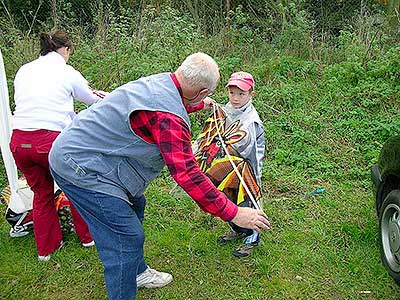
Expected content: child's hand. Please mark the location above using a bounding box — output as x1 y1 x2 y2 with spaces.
203 97 215 110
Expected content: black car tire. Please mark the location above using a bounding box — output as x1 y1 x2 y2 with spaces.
371 164 383 216
379 189 400 286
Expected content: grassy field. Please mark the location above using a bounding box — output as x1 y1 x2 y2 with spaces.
1 4 400 300
0 172 399 299
1 55 399 299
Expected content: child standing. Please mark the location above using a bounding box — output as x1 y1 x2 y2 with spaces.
193 71 265 257
219 71 265 257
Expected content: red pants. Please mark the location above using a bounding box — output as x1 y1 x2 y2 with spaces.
10 129 93 256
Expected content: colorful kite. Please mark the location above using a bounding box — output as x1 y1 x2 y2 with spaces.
193 105 262 209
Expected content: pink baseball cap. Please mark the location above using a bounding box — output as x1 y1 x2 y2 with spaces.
226 71 255 91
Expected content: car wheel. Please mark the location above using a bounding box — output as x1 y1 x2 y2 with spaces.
379 189 400 285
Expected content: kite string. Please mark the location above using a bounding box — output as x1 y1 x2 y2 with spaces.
212 104 260 210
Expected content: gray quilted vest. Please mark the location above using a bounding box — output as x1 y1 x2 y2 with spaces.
49 72 190 202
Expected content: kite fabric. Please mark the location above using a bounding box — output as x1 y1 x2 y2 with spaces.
0 49 33 213
192 105 262 209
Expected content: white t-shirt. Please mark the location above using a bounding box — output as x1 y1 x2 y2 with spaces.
12 51 105 131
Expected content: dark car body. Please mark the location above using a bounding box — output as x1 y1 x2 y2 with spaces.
372 135 400 285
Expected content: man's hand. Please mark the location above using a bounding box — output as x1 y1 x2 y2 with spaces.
231 207 271 234
202 97 215 110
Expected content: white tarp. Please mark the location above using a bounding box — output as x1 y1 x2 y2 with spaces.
0 48 33 213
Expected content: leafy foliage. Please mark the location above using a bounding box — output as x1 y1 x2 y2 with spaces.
0 2 400 300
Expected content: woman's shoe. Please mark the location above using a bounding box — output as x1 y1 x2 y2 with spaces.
38 254 51 262
82 240 95 247
37 240 64 262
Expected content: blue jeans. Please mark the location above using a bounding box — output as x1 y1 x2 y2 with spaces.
51 170 147 300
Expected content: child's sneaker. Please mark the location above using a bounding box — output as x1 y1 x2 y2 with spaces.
218 231 246 244
232 242 258 257
136 267 173 288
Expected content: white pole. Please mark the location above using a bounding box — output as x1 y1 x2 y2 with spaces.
0 48 32 213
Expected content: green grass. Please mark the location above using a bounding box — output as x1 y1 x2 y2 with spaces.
0 175 398 299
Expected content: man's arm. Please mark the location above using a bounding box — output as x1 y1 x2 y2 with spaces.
130 110 270 231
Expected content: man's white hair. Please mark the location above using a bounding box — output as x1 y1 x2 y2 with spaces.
177 52 220 92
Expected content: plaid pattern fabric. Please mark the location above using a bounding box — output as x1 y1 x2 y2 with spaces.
130 110 237 221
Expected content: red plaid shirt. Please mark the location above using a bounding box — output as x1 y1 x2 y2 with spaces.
129 76 238 221
130 111 237 221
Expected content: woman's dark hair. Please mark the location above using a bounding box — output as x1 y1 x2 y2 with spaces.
39 30 73 56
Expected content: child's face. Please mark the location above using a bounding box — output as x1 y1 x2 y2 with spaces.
227 86 254 109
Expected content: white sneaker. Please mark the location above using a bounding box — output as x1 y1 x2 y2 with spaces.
38 254 51 262
136 267 173 288
82 240 95 247
38 240 64 262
